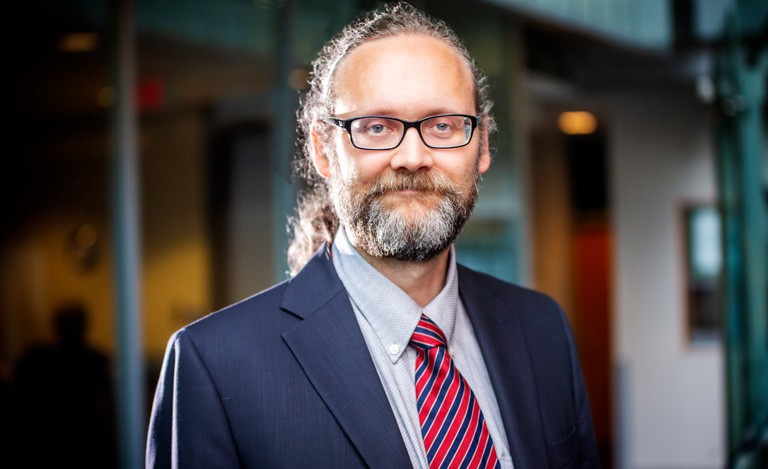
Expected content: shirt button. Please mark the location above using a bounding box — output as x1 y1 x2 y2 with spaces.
388 344 400 355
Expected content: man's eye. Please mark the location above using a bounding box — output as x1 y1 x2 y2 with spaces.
429 120 458 135
367 124 387 134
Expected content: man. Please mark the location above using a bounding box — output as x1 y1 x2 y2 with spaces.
147 3 599 468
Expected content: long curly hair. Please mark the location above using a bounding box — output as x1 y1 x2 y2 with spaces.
287 1 495 275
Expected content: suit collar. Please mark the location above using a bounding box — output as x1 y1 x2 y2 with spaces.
279 245 342 319
280 247 411 467
458 266 548 467
279 250 549 466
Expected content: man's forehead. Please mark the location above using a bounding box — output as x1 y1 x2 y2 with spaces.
331 34 475 117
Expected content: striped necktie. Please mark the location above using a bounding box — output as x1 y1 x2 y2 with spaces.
410 314 500 469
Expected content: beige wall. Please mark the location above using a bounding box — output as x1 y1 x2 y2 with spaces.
2 219 115 357
2 110 213 365
529 126 574 317
140 112 212 359
604 91 724 468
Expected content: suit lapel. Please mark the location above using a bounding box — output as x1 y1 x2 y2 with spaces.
280 250 410 467
458 266 548 468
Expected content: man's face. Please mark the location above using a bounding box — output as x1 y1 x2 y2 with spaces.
312 34 491 261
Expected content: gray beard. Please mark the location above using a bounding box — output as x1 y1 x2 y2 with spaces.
331 171 478 262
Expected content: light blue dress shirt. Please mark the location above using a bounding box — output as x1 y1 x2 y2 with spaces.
332 228 513 468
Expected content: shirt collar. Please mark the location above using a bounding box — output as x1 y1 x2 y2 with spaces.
332 227 460 363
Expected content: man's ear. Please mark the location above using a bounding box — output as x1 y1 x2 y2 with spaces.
477 127 491 174
310 123 332 179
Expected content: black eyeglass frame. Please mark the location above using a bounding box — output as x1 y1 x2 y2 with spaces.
326 113 480 150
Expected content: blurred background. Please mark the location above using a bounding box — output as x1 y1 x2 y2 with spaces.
1 0 766 467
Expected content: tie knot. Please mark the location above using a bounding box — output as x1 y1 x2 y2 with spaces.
410 314 447 352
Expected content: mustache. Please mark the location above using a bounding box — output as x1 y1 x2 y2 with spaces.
365 172 462 198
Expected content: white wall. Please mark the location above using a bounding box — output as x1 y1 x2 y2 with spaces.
603 91 725 468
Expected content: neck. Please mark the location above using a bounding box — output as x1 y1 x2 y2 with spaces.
355 246 451 308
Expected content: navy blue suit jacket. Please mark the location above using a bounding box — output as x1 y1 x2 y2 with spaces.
147 247 599 468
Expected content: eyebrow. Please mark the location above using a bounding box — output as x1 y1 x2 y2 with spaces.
340 107 472 118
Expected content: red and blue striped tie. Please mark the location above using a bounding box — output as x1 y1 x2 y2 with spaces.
411 314 500 469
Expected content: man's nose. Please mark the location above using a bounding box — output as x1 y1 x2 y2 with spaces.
390 127 434 172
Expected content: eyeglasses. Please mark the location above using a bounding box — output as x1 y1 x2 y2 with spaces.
326 114 479 150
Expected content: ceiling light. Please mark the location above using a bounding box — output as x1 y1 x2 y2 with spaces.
58 32 100 53
557 111 598 135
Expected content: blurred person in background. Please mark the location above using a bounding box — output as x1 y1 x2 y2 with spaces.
147 3 598 468
13 303 115 468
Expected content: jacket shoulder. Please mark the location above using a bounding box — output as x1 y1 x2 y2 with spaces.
457 264 562 315
177 247 345 346
181 279 293 343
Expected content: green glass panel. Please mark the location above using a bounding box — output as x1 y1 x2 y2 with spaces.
716 1 768 466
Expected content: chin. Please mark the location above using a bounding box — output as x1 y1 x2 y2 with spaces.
385 246 447 263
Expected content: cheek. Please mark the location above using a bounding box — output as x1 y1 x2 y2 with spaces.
333 145 390 183
331 152 369 188
327 136 354 178
337 159 359 183
440 154 479 186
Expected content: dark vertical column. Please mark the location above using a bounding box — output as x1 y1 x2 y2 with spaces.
271 0 296 281
110 0 145 467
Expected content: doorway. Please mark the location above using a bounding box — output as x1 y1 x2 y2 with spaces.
530 105 614 466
